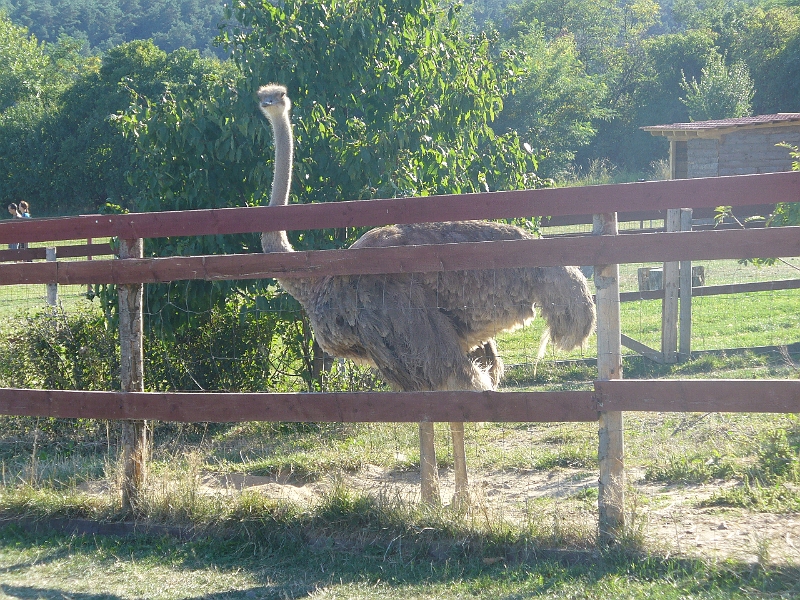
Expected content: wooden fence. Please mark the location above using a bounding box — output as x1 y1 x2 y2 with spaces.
1 171 799 542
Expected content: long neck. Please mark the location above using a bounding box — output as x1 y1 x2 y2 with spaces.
261 111 294 254
269 111 293 209
261 107 318 306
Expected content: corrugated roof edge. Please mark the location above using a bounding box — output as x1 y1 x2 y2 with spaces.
642 113 800 131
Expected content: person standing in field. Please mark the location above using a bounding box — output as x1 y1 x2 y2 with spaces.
17 200 30 249
6 203 21 250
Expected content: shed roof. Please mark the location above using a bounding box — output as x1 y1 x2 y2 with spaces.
643 113 800 139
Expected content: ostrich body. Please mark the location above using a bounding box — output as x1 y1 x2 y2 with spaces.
258 84 596 505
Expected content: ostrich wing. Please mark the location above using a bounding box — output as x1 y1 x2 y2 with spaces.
308 272 493 392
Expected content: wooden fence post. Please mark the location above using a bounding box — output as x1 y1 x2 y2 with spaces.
593 213 625 544
661 209 681 364
678 209 693 361
45 248 57 307
118 238 147 511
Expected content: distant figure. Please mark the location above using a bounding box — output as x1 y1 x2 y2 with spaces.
7 203 20 250
17 200 30 249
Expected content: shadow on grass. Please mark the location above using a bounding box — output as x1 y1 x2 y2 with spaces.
0 583 315 600
1 517 799 599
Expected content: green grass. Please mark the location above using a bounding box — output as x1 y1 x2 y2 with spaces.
496 257 800 371
0 238 109 335
0 245 799 596
0 503 799 599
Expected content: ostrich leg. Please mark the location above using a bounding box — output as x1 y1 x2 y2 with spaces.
419 422 440 504
451 422 468 505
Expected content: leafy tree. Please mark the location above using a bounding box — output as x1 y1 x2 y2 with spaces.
670 0 737 31
716 5 800 114
502 0 661 75
0 36 201 215
502 0 665 174
0 13 50 111
2 0 226 56
496 26 609 178
0 16 104 213
111 45 276 339
579 27 717 172
680 51 753 120
220 0 536 206
639 28 717 121
762 31 800 113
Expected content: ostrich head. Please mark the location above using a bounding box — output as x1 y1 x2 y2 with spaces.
257 84 291 124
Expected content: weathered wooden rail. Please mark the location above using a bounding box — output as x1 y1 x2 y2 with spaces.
0 242 112 263
0 171 798 541
1 380 797 422
1 171 796 243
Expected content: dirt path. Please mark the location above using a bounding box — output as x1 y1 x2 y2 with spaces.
197 466 800 565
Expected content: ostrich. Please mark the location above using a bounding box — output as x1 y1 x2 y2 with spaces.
257 84 596 505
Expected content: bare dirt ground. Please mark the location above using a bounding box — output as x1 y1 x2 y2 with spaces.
198 466 800 566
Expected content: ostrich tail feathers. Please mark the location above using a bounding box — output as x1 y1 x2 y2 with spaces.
537 328 551 360
536 266 596 352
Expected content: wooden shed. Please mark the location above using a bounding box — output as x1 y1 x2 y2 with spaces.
633 114 800 364
642 113 800 179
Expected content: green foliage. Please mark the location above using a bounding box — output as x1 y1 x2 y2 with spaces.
694 423 800 512
496 27 609 178
2 0 225 56
0 16 102 213
502 0 661 74
671 0 735 30
220 0 538 201
0 36 195 215
701 475 800 512
113 46 277 338
716 5 800 114
505 0 668 173
144 291 315 393
680 51 754 120
644 451 737 483
756 428 800 481
0 14 49 111
0 309 118 391
771 144 800 227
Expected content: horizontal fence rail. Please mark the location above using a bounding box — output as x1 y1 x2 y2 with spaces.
0 172 798 245
1 380 798 424
618 278 800 302
542 203 777 228
595 379 800 413
1 226 799 286
0 243 113 263
0 389 598 423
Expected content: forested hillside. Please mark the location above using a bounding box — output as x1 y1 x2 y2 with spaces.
0 0 224 56
0 0 799 218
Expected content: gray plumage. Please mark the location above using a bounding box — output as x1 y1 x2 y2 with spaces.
257 84 596 503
